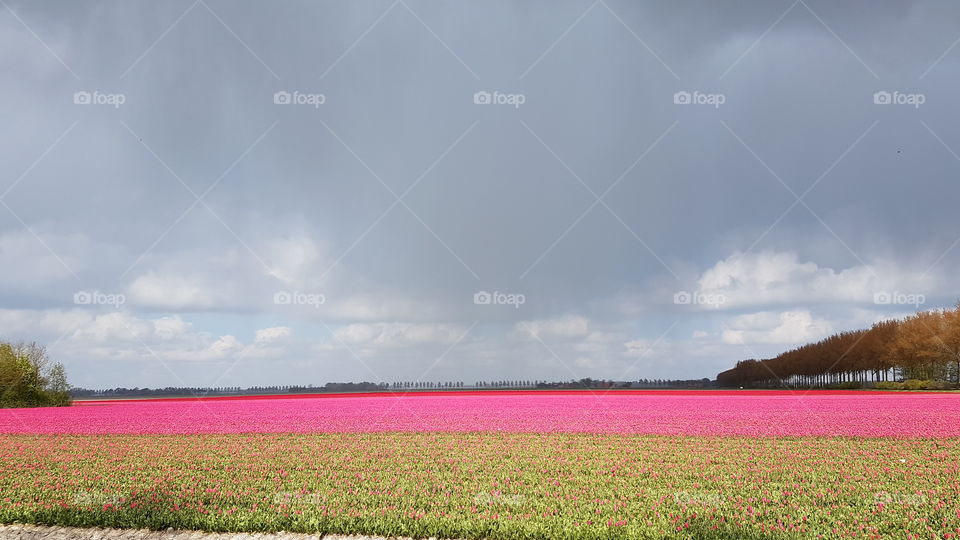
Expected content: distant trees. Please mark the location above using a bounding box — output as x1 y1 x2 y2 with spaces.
71 377 720 398
718 303 960 388
390 381 466 389
70 386 248 398
0 341 71 408
314 382 387 392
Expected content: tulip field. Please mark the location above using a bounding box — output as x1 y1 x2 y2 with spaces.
2 391 960 539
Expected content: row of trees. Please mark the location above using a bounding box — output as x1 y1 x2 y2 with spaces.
629 378 714 388
717 304 960 388
0 342 70 407
392 381 466 389
72 378 720 398
70 386 251 398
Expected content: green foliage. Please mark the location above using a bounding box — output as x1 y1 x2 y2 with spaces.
1 433 959 539
44 363 71 406
875 380 955 391
0 341 71 408
902 379 926 390
903 379 953 390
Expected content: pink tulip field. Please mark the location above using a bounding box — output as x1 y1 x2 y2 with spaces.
2 390 960 437
2 391 960 538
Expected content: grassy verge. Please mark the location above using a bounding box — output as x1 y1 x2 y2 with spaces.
1 433 958 539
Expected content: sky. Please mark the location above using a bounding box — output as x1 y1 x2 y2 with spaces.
1 0 959 388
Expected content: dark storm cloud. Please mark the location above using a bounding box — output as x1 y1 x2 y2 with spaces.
1 0 959 387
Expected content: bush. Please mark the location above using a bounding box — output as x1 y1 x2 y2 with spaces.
0 341 71 408
886 379 956 391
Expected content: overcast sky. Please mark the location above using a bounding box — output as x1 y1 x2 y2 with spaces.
2 0 959 388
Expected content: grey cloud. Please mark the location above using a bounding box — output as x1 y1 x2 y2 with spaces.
1 0 959 386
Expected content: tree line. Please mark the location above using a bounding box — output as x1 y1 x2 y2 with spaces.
717 303 960 389
72 377 718 398
0 342 70 407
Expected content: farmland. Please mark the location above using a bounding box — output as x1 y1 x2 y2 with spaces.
2 433 960 539
3 391 960 437
2 392 960 539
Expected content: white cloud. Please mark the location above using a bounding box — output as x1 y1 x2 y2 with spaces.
127 271 233 310
334 323 465 348
573 331 625 354
125 237 324 312
574 356 596 369
123 238 446 322
166 334 244 362
721 309 834 345
255 326 292 343
70 311 152 343
263 236 326 285
153 316 190 339
0 308 90 336
0 308 286 364
694 251 934 308
623 338 669 359
322 295 442 321
511 315 590 340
